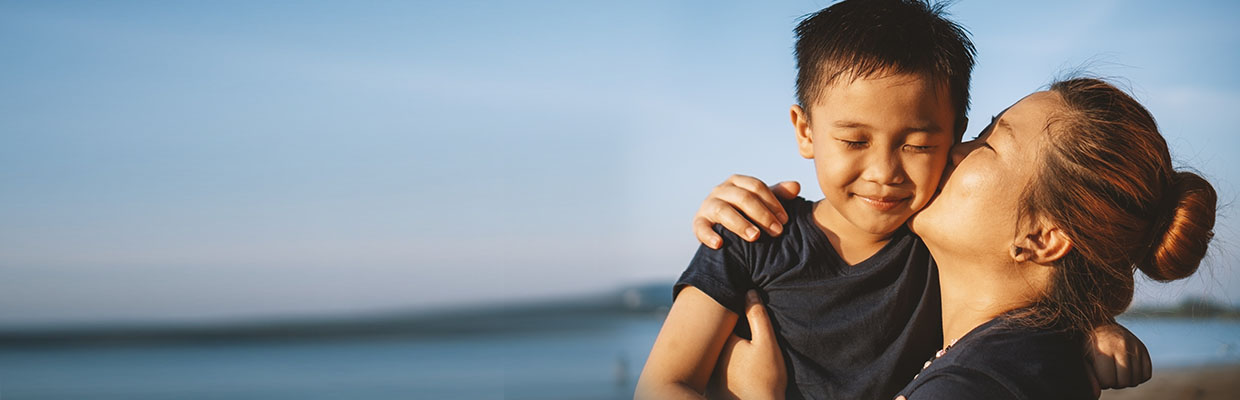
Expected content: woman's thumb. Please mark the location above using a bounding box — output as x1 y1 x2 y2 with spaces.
745 290 775 344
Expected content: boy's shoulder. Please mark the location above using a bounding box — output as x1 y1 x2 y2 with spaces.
707 196 840 274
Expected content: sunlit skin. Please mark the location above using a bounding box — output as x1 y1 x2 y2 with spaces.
909 91 1066 347
793 72 956 264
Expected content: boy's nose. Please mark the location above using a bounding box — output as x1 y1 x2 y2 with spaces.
862 151 904 185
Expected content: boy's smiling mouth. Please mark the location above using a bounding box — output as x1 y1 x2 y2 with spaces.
854 194 910 211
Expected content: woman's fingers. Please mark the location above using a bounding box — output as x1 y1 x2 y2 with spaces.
770 180 801 203
744 290 776 347
693 217 724 249
712 184 785 236
692 175 798 248
727 175 789 226
703 197 762 241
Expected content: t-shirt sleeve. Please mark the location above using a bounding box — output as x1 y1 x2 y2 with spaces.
902 366 1016 400
673 224 755 315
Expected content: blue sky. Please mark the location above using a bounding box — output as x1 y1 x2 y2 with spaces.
1 0 1238 326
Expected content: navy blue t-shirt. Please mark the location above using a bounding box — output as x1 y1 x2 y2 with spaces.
896 314 1092 400
674 197 941 399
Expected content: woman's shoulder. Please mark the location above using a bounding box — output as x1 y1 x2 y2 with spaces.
901 318 1093 400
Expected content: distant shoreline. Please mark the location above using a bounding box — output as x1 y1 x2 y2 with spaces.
1100 363 1240 400
1 282 1235 347
0 283 674 348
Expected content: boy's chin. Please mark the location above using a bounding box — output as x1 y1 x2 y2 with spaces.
855 218 909 237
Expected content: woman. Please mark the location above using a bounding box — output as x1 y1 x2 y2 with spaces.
694 78 1216 398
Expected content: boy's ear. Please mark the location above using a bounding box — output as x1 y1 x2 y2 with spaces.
791 105 814 159
1010 221 1073 264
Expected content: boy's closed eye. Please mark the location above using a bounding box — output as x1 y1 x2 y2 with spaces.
838 139 868 149
902 144 936 153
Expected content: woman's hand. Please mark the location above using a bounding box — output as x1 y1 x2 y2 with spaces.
1085 322 1152 396
705 290 786 400
694 175 801 249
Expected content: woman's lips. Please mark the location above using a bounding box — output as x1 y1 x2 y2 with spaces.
856 195 908 211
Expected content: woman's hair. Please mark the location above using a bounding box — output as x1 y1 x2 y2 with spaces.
1019 78 1217 332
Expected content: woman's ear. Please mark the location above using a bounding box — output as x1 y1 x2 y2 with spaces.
791 105 814 159
1012 223 1074 264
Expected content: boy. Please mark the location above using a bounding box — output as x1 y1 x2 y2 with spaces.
636 1 1146 399
637 1 970 398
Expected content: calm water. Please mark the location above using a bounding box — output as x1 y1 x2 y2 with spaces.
0 316 1236 399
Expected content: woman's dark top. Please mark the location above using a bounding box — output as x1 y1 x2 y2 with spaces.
896 313 1093 400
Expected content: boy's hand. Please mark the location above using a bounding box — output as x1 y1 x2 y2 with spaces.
694 175 801 249
707 290 786 400
1085 323 1151 396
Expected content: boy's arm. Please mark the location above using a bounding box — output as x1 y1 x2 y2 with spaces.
694 175 801 249
636 286 739 399
1085 322 1152 396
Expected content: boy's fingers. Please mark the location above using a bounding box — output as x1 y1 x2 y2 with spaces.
1119 340 1142 388
693 217 723 249
1086 371 1101 399
744 290 776 346
770 181 801 202
1114 358 1132 388
1130 341 1147 386
1140 342 1152 383
1091 351 1118 389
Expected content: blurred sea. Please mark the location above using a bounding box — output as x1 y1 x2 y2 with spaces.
1 288 1238 399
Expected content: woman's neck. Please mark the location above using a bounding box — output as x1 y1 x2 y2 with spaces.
934 251 1045 348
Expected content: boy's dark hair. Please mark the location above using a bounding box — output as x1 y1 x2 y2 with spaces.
795 0 976 135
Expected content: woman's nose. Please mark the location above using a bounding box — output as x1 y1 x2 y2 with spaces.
950 140 979 165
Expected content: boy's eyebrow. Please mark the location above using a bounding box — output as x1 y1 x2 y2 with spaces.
832 120 872 129
831 120 943 133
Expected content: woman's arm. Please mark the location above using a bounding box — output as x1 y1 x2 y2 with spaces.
635 286 738 399
693 175 801 249
707 291 787 400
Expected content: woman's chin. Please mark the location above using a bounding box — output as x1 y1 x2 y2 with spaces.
908 200 943 237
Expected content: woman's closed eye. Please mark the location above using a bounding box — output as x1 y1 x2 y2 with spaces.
968 115 998 150
970 114 999 141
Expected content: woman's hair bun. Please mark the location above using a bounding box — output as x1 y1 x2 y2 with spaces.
1138 171 1217 281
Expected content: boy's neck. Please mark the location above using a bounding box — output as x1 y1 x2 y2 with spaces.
810 200 895 265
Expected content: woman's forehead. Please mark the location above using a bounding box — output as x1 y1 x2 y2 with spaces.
1002 92 1061 133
